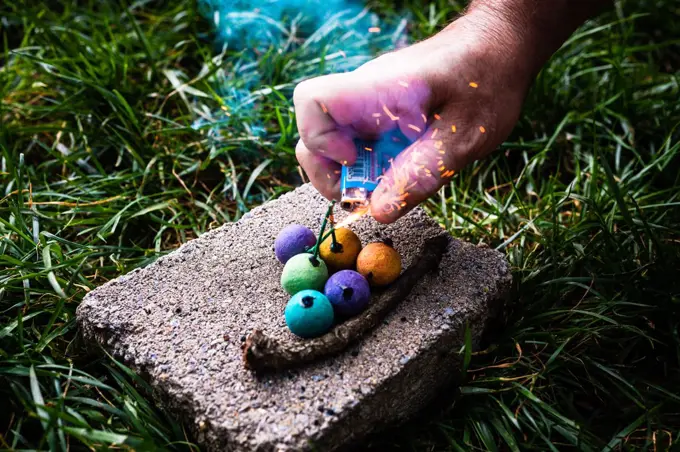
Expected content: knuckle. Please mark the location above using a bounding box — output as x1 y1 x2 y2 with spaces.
295 140 307 159
293 79 314 106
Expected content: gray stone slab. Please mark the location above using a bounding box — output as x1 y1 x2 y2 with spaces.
76 183 512 452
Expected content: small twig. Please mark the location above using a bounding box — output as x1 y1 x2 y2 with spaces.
242 234 450 372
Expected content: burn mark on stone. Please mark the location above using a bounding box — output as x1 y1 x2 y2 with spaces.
381 237 394 248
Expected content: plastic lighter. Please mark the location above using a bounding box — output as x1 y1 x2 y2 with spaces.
340 129 410 212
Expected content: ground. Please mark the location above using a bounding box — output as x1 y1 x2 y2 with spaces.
1 0 679 451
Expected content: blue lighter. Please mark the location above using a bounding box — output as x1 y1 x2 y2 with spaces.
339 128 410 212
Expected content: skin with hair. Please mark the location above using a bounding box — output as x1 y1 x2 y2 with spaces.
293 0 612 223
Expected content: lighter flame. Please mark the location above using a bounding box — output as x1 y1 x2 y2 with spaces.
336 207 370 228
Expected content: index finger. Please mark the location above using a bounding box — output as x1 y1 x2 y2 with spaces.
293 74 361 167
370 120 483 223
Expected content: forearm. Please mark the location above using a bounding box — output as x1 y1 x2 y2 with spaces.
455 0 613 83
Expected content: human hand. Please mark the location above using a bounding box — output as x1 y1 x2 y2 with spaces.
293 3 600 223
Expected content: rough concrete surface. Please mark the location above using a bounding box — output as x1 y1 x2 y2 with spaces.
77 183 512 451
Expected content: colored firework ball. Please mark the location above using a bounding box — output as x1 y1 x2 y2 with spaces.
281 253 329 295
284 290 335 338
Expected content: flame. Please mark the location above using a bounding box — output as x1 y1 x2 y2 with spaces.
336 207 370 229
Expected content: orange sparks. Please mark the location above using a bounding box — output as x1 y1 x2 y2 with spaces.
434 140 443 149
469 82 479 88
376 118 380 126
407 124 422 133
326 173 331 179
437 160 444 165
479 126 486 134
398 80 409 88
320 103 328 113
431 128 439 139
451 125 457 133
382 104 399 121
421 113 427 124
342 160 348 165
368 27 381 33
438 166 446 171
438 149 446 155
372 112 382 118
364 147 373 151
434 113 441 120
443 170 455 178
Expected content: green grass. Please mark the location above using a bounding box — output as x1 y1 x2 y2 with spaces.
1 0 679 450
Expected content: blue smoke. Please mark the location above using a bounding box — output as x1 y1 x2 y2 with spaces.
198 0 406 54
192 0 409 205
194 0 408 113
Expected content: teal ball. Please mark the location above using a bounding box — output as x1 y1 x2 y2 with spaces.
280 253 329 295
285 290 334 338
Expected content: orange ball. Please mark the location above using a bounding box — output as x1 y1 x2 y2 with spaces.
319 228 362 272
356 242 402 286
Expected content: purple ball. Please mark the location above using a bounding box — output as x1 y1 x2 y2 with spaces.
275 224 316 264
324 270 371 317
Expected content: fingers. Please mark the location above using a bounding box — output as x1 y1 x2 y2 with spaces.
293 68 437 212
370 117 488 223
295 140 341 201
293 72 433 164
293 74 360 166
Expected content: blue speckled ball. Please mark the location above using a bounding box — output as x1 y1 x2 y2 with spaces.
284 290 335 338
324 270 371 317
274 224 316 264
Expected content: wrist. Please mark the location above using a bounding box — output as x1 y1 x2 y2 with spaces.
436 9 540 96
455 1 605 84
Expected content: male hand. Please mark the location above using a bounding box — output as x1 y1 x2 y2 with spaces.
293 2 608 223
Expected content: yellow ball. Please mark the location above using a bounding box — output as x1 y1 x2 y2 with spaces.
356 242 402 286
319 228 362 272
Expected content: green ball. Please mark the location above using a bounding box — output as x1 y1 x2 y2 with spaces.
285 290 334 338
280 253 329 295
